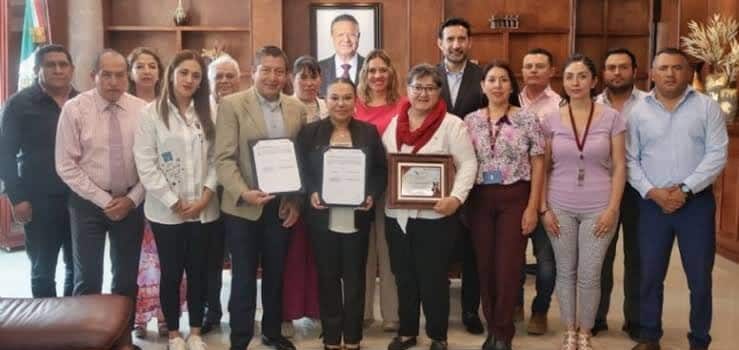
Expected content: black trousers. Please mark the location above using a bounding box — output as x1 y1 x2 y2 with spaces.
151 221 213 330
459 222 480 316
386 215 454 342
204 217 226 323
68 192 144 328
308 226 369 345
225 201 291 350
23 193 74 297
596 183 642 329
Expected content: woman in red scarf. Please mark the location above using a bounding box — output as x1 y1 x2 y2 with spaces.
381 64 478 350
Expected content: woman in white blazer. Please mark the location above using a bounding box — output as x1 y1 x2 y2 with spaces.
133 49 218 350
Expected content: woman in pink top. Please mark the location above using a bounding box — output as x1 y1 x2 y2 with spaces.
464 61 545 350
540 54 626 350
354 49 401 331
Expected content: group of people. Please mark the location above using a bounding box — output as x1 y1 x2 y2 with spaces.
0 14 727 350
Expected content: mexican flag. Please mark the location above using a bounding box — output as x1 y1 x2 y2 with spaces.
17 0 49 90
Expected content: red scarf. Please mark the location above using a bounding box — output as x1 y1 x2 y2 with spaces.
395 97 447 153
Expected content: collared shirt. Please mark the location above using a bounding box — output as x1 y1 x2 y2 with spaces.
256 92 286 138
382 113 478 232
627 86 728 198
134 100 219 224
465 108 545 185
55 89 147 208
334 54 359 83
519 85 562 121
595 87 647 119
0 82 77 204
444 60 467 108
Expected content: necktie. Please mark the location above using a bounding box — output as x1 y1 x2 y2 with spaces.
108 104 127 197
341 64 351 79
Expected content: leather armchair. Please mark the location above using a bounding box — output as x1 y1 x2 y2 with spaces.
0 294 133 350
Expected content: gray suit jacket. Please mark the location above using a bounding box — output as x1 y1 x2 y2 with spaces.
214 87 308 220
318 54 366 97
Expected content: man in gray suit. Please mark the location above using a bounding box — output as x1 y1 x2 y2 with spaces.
215 45 307 350
318 14 365 96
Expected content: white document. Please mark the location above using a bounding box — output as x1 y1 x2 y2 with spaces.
252 139 302 194
322 148 366 206
400 165 442 197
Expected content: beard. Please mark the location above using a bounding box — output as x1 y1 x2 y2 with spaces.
606 81 635 94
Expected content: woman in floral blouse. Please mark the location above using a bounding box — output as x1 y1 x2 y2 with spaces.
463 61 545 350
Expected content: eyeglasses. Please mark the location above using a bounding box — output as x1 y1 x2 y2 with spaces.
409 85 440 95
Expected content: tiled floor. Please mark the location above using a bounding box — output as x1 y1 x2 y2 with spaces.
1 238 737 350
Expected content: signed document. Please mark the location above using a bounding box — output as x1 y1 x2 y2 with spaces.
387 153 454 209
251 138 302 194
321 147 366 206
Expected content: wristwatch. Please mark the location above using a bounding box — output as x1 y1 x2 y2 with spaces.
679 183 694 200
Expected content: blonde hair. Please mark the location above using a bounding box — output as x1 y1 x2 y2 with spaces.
357 49 400 104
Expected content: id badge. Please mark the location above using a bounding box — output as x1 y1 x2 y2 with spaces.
483 170 503 184
576 156 585 187
162 151 173 162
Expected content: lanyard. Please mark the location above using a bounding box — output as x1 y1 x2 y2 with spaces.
488 105 511 154
568 101 594 160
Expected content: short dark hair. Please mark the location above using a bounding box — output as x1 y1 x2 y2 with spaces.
92 49 128 73
652 47 690 66
292 55 321 77
407 63 444 88
525 48 554 66
604 48 637 68
34 44 73 71
481 61 521 107
438 17 471 39
254 45 289 69
330 14 359 33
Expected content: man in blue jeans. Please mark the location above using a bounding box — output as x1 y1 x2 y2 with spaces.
517 48 560 335
627 48 727 350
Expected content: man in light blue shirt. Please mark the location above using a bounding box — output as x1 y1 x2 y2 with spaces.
627 48 727 350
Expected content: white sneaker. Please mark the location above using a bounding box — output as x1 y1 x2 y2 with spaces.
186 334 208 350
168 336 187 350
282 321 295 338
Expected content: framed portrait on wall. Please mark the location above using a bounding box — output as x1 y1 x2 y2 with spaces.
309 3 382 61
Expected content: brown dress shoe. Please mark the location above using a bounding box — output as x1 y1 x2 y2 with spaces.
631 342 661 350
526 312 548 335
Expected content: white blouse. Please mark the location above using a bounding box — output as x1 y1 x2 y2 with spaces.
134 101 220 224
381 112 478 232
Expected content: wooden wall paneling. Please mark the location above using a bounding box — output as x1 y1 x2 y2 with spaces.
510 34 570 74
716 129 739 262
190 0 251 26
108 0 173 26
108 30 179 65
5 0 23 96
576 0 604 35
656 0 680 49
251 0 280 53
504 0 571 32
606 0 650 34
47 0 68 48
408 0 443 68
469 33 506 65
444 0 505 34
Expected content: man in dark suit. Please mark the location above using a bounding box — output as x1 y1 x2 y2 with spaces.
318 14 365 96
0 44 77 298
435 17 485 335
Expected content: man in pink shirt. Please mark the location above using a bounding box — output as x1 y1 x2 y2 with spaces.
517 48 562 336
55 49 146 349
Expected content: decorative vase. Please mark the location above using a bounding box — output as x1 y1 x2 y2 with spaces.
173 0 189 26
705 73 728 101
719 88 738 123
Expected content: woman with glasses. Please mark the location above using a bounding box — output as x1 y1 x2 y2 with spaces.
382 64 477 350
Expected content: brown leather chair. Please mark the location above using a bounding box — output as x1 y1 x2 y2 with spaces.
0 294 133 350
